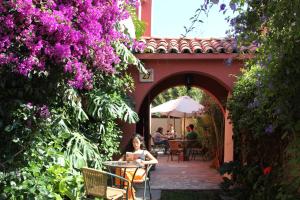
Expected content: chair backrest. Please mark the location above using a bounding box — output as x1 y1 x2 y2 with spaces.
82 167 107 198
150 133 156 145
168 140 182 151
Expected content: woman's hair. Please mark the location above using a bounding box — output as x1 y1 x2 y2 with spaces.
125 134 145 152
156 127 163 133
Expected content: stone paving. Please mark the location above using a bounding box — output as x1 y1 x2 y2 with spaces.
135 154 223 199
150 154 223 190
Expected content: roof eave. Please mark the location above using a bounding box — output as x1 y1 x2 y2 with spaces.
135 53 254 60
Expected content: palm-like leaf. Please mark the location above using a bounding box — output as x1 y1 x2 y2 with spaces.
87 90 139 123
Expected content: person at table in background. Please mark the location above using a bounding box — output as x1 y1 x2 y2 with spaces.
186 124 198 140
167 124 176 139
153 127 169 152
185 124 199 160
118 134 158 199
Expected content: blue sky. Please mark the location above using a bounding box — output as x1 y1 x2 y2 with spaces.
152 0 234 38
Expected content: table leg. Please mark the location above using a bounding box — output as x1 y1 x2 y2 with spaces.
183 147 189 161
106 166 114 187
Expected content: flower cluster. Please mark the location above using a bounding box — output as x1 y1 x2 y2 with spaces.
132 40 146 53
25 102 51 119
0 0 133 90
263 166 272 175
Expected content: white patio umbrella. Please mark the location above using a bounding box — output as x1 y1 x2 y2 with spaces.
151 96 204 138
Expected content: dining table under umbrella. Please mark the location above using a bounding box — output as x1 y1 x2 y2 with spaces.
150 96 204 138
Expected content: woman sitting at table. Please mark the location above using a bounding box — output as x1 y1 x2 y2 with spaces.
153 127 169 152
118 134 158 199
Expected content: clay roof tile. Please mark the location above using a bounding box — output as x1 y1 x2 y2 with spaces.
140 37 256 54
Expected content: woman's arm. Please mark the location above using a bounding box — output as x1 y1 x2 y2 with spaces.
142 150 158 165
159 132 168 139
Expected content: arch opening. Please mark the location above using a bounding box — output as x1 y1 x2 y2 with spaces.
136 72 230 153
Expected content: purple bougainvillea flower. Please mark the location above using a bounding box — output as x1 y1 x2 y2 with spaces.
38 105 51 119
225 58 233 66
247 98 260 109
54 43 71 60
265 124 274 134
26 102 33 109
0 0 139 90
229 2 237 12
230 18 237 26
132 40 146 53
220 4 226 11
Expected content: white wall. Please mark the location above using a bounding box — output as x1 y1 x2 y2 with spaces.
151 117 201 139
151 118 182 137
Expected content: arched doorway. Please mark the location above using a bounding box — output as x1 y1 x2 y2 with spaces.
122 49 243 163
136 71 229 154
119 0 254 165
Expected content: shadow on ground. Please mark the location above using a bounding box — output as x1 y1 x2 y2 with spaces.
160 189 221 200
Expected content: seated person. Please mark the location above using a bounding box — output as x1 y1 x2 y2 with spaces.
185 124 199 159
186 124 198 140
118 134 158 200
166 124 176 139
153 127 169 152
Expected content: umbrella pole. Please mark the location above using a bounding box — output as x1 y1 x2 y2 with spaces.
173 117 175 128
167 114 170 134
183 113 186 139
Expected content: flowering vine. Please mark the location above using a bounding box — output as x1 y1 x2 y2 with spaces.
0 0 137 90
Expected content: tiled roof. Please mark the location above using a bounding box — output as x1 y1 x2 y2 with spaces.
139 38 257 54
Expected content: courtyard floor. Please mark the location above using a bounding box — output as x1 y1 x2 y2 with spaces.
136 154 223 199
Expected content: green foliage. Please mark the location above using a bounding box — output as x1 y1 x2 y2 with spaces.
223 0 300 199
228 66 267 138
126 5 146 39
199 94 224 166
0 29 145 200
220 161 282 200
152 86 204 107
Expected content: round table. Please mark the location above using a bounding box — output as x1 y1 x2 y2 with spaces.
103 161 143 200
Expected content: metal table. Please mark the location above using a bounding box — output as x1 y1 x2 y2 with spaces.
103 161 143 200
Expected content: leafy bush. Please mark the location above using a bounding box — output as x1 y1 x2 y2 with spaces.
0 0 146 199
185 0 300 199
222 0 300 199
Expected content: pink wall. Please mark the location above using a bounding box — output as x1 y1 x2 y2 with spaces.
141 0 152 37
120 54 243 155
224 109 234 163
133 54 242 112
122 1 244 163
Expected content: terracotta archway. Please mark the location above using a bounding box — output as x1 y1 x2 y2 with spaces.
120 51 245 163
136 71 229 148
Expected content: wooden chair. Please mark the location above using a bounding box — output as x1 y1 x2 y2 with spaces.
167 140 184 162
188 141 209 161
82 167 129 200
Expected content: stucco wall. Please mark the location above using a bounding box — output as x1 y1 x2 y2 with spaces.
151 118 182 136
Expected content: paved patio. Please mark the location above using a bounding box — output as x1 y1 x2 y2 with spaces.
150 154 222 190
136 154 223 199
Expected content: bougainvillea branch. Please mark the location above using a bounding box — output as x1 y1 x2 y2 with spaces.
0 0 140 90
